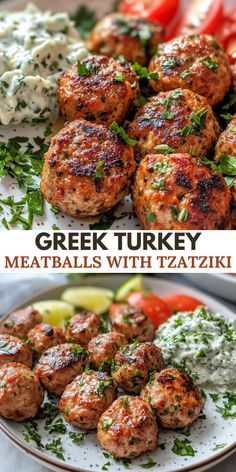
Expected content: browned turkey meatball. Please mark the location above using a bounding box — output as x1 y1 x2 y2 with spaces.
0 362 44 421
109 304 155 342
149 35 231 106
35 343 88 396
128 89 220 160
87 13 164 66
40 119 136 218
112 341 164 393
140 368 203 429
215 114 236 161
58 55 139 125
132 153 231 230
60 370 116 429
88 332 127 371
1 307 42 339
0 334 32 368
97 396 158 458
28 323 66 358
66 312 101 347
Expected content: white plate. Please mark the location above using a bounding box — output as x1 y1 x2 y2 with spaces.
0 275 235 472
184 274 236 303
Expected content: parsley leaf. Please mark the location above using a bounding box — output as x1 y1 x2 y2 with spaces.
109 121 137 146
72 5 97 38
202 57 218 70
140 456 157 468
172 438 195 456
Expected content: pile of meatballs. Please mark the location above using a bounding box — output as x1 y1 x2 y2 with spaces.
0 301 203 460
40 12 236 230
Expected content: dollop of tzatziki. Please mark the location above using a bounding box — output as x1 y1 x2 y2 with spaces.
155 306 236 387
0 3 88 125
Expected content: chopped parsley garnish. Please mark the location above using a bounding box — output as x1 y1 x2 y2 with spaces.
154 144 174 155
69 431 87 443
77 61 92 76
171 206 188 222
114 73 125 82
72 5 97 38
37 402 60 425
89 208 117 230
231 126 236 133
176 108 207 136
95 160 105 179
45 418 66 434
161 57 180 69
172 438 195 456
140 456 157 468
45 438 65 461
152 176 166 190
71 344 87 356
132 63 158 81
178 425 191 436
200 154 236 187
96 378 113 397
221 113 232 122
101 418 114 430
162 110 174 120
147 211 156 223
109 121 138 146
23 421 43 448
196 348 206 358
129 437 140 445
202 57 218 70
180 69 190 79
212 443 227 451
0 341 11 353
215 391 236 419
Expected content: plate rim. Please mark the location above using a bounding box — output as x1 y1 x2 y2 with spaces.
0 275 236 472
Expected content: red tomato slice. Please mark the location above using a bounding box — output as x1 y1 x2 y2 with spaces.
162 294 203 314
175 0 223 36
119 0 180 26
127 291 171 327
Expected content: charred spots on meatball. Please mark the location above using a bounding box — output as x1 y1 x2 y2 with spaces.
87 13 164 66
132 153 231 230
41 119 136 218
58 55 139 125
128 89 220 160
149 34 232 105
140 368 203 429
111 341 164 393
88 332 127 371
1 307 42 339
109 304 155 342
28 323 66 357
60 370 116 429
97 396 158 458
65 312 102 347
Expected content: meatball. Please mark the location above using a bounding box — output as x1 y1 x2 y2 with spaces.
40 119 136 218
66 312 101 347
109 304 155 342
112 342 164 393
34 343 88 396
87 13 164 66
60 370 116 429
132 153 231 230
128 88 220 160
215 115 236 161
149 35 231 105
28 323 66 358
97 396 158 458
0 334 32 368
88 332 127 371
1 307 42 339
140 368 203 428
58 55 139 125
0 362 44 421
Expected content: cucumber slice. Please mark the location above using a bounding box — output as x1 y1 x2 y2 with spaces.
32 300 75 329
115 275 144 302
61 287 114 315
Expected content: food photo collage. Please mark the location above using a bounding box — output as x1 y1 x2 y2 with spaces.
0 1 235 472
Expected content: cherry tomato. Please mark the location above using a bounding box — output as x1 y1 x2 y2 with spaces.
127 291 171 327
162 294 203 314
174 0 223 36
119 0 180 26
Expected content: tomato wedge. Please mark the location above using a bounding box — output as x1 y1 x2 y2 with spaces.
119 0 180 26
174 0 223 36
127 291 171 327
162 294 203 314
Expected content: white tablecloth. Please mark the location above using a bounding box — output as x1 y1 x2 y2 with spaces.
0 274 235 472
